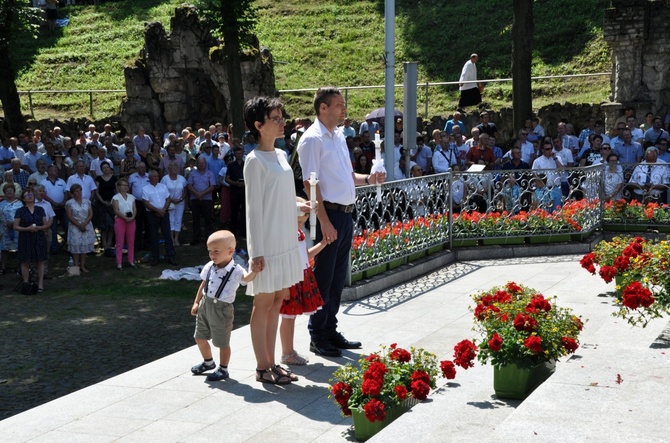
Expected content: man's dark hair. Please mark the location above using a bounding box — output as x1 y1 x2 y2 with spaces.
313 86 341 116
243 96 283 139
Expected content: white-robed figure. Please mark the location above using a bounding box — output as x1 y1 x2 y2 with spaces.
458 53 482 108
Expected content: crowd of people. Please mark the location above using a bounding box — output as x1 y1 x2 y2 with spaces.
0 120 263 292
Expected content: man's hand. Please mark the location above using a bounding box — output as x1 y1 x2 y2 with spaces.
320 219 337 244
369 171 386 185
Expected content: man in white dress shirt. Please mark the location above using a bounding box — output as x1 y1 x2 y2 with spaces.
142 170 177 266
298 87 385 357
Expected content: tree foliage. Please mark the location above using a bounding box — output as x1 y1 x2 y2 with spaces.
197 0 259 139
0 0 41 135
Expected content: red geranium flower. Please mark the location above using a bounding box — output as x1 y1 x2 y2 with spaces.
411 370 431 384
394 384 408 400
390 347 412 362
506 281 523 293
363 398 387 422
453 339 478 369
580 253 596 274
614 255 630 272
527 294 552 312
440 360 457 379
524 335 543 353
561 336 579 353
487 332 503 352
621 281 655 310
513 313 538 332
361 378 382 397
410 379 430 400
598 265 618 283
364 361 388 382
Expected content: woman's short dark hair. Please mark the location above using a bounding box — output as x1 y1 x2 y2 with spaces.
70 183 83 193
243 96 283 139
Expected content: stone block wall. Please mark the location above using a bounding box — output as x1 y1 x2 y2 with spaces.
119 5 275 134
603 0 670 121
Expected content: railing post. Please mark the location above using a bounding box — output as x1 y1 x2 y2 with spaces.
28 91 35 119
344 88 348 115
89 90 93 117
424 82 429 119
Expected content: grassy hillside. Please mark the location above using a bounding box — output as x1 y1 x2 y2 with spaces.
9 0 611 122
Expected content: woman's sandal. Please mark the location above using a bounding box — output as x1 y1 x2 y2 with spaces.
256 368 291 385
272 364 298 382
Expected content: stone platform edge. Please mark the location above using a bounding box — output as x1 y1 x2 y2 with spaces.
342 234 602 302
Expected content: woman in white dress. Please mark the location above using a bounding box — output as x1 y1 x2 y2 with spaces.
160 162 187 246
243 96 306 385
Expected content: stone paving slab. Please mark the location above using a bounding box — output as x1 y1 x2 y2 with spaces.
2 255 669 442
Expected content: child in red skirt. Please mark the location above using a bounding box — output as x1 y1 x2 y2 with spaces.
279 198 326 365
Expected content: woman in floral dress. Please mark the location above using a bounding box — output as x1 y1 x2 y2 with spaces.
0 185 23 274
66 183 96 273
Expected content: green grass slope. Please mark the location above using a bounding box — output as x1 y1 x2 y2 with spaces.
10 0 611 122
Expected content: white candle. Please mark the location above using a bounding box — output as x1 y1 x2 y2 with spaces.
308 172 318 240
373 133 382 202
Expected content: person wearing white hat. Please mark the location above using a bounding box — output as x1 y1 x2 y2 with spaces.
358 114 380 136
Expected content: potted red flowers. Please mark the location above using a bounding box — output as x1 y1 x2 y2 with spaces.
330 343 455 441
581 236 670 326
456 282 584 399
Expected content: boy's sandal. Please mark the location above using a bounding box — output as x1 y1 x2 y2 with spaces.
272 364 298 382
256 368 291 385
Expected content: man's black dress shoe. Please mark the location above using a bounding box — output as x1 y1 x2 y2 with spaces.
330 332 362 349
167 257 178 266
310 342 342 357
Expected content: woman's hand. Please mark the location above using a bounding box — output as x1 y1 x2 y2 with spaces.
298 201 313 214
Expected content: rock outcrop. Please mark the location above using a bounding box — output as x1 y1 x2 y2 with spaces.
120 5 275 134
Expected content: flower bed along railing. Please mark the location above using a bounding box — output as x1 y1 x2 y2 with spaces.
350 166 603 277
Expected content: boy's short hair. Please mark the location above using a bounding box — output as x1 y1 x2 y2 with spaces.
207 230 236 248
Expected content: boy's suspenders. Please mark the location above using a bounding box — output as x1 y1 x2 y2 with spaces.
204 266 234 300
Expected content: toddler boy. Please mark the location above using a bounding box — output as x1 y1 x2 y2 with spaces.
191 230 256 381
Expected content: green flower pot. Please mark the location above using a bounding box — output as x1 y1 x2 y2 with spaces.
427 244 444 254
528 234 572 244
481 237 525 246
351 398 419 441
407 250 426 262
493 360 556 400
350 271 363 283
363 263 387 278
451 238 479 248
571 232 590 242
387 257 407 270
602 223 642 232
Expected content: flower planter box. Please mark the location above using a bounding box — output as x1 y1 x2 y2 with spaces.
387 257 407 270
363 263 387 279
602 223 643 232
655 225 670 233
350 271 363 283
451 238 479 248
481 237 525 246
493 360 556 400
407 250 426 262
427 244 444 254
571 231 590 242
527 234 572 244
351 397 420 441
